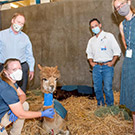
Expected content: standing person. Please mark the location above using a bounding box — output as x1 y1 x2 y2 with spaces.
0 58 55 135
86 18 121 107
112 0 135 132
0 12 35 93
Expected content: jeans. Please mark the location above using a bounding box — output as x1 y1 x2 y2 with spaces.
93 65 114 106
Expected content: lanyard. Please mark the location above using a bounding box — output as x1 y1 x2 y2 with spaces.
124 14 134 49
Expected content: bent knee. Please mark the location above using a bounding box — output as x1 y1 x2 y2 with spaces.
23 101 29 111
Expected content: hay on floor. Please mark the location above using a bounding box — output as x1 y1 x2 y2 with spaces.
19 90 133 135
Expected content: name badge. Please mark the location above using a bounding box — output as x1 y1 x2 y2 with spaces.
126 49 132 58
101 46 107 51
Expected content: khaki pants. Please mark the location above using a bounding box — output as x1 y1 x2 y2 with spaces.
0 101 29 135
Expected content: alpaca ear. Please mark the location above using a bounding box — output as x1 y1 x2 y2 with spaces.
38 64 42 70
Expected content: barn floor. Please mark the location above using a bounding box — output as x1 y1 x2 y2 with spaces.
19 89 134 135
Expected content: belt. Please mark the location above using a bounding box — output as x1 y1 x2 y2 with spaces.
21 61 27 65
95 60 112 66
96 62 105 66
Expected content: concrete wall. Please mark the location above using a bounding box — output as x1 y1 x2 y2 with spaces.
1 0 135 90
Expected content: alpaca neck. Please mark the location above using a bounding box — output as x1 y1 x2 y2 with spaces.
43 93 54 122
44 93 53 106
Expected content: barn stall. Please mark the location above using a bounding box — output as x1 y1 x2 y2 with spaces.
1 0 135 135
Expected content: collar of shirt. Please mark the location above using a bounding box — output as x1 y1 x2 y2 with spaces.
94 30 106 41
9 27 22 35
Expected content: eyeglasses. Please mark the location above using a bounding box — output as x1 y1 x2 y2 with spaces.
115 2 126 11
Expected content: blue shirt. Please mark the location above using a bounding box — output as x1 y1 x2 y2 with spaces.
0 79 19 122
0 28 35 71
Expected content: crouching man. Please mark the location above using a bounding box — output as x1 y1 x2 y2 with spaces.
0 58 55 135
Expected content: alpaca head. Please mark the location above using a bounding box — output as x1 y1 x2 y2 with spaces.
38 64 60 93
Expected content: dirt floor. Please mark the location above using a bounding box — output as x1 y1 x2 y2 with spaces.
18 89 133 135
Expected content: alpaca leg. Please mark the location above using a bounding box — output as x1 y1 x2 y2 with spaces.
56 130 70 135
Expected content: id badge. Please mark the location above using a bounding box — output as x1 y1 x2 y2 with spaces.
126 49 132 58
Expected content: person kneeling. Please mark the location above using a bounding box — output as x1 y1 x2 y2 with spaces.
0 58 55 135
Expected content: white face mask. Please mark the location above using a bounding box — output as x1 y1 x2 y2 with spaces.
13 23 23 32
10 69 23 81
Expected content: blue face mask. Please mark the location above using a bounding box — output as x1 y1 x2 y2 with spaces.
92 26 100 34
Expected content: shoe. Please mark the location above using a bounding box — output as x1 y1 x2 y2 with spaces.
97 102 105 108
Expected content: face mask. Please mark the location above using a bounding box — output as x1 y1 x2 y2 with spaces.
118 4 130 16
13 23 23 32
92 26 100 35
10 69 23 81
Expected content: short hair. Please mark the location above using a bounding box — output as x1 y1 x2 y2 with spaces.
12 12 25 20
89 18 101 26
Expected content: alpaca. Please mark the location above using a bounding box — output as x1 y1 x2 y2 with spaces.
38 64 70 135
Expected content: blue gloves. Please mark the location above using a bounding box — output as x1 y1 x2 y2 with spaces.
0 126 5 132
41 108 55 118
8 110 18 122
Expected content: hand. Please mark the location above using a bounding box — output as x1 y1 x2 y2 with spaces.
8 110 18 122
0 126 5 132
29 71 34 80
41 108 55 118
104 61 113 67
90 62 97 67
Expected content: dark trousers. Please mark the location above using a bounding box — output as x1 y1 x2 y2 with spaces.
0 62 29 93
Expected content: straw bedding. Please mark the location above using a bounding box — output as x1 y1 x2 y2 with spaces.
18 90 133 135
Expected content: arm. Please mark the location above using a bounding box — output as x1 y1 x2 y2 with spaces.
119 22 127 49
88 58 97 67
86 39 95 67
25 37 35 80
105 33 121 67
9 102 55 119
105 56 119 67
9 102 42 119
17 87 26 104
